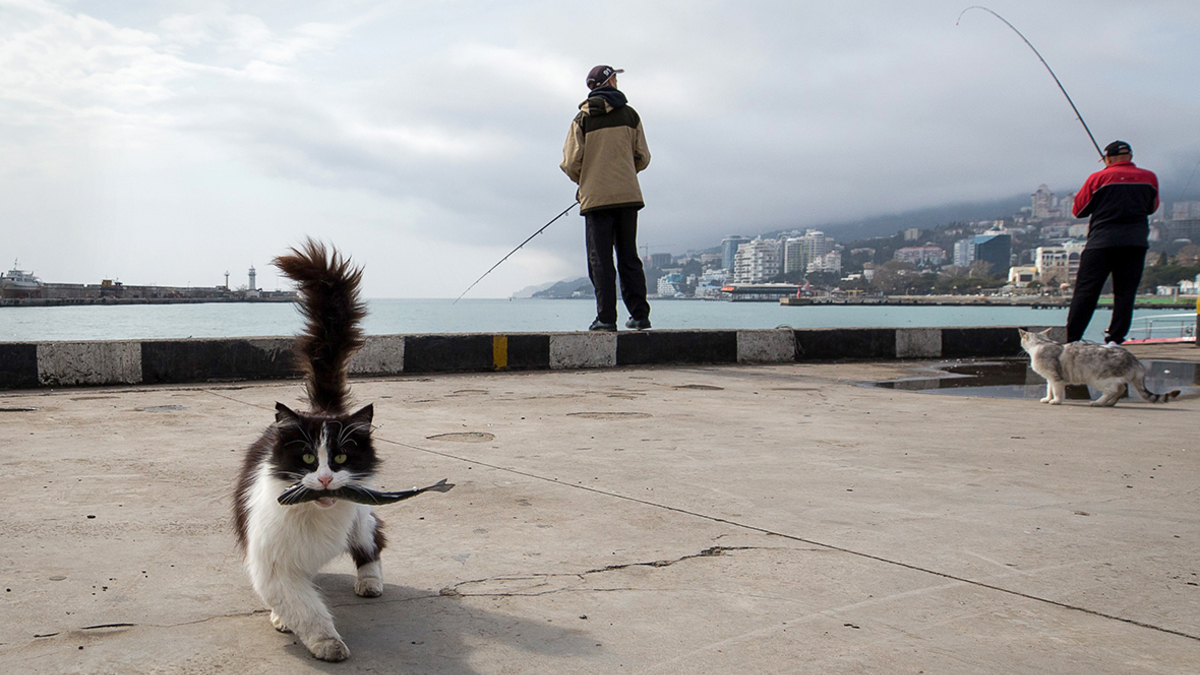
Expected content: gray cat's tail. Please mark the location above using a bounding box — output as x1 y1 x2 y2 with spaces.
1131 376 1180 403
273 239 366 414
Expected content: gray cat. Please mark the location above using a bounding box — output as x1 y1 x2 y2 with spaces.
1018 328 1179 406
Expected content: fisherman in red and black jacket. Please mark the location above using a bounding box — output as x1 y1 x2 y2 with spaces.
1065 140 1159 344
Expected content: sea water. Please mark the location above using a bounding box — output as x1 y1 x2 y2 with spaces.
0 298 1162 343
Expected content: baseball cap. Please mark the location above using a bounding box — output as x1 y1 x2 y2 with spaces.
586 65 624 89
1104 140 1132 157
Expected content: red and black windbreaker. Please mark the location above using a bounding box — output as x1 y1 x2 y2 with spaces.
1072 160 1159 249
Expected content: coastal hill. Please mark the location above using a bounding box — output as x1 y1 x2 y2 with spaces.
801 193 1033 242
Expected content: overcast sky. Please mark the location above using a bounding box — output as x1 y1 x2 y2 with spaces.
2 0 1198 298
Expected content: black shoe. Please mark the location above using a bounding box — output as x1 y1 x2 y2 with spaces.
589 319 617 332
625 317 651 330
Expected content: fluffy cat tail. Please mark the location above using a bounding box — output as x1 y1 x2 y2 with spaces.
1133 384 1180 403
1130 370 1180 403
273 239 366 414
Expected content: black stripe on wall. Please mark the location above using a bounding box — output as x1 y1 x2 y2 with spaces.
616 330 738 366
941 327 1024 358
795 328 896 360
403 334 493 373
142 339 297 384
0 343 38 389
504 334 551 371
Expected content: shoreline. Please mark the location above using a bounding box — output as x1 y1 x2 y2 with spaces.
0 296 296 308
2 294 1195 310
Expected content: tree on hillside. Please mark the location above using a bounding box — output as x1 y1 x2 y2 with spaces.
1174 244 1200 267
968 260 995 279
1139 263 1200 293
872 260 915 295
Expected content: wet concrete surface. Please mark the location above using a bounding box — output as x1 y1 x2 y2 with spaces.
873 358 1200 402
1 348 1198 674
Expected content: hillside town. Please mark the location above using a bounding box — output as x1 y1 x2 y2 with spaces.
537 186 1200 302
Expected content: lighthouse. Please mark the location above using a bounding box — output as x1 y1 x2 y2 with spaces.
247 265 260 298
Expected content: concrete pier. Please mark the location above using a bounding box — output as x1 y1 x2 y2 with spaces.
0 341 1197 673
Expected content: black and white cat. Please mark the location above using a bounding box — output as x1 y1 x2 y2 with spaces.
233 239 384 662
1019 328 1180 407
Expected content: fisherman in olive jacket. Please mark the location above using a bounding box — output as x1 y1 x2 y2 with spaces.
561 65 652 331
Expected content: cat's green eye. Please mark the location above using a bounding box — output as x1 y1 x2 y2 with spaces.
334 454 347 464
302 453 316 464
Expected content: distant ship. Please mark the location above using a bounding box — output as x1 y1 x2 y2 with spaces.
1 260 44 298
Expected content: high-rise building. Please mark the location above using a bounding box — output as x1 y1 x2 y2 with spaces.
721 236 751 272
800 230 834 264
732 238 781 283
953 238 975 268
973 234 1012 275
1171 201 1200 221
1031 184 1054 220
782 238 806 274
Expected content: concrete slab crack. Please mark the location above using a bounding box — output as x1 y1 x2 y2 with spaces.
378 436 1200 643
441 545 764 599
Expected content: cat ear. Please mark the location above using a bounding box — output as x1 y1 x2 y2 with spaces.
275 402 301 426
1038 328 1053 337
348 403 374 429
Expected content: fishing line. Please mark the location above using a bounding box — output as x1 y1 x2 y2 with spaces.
453 201 578 304
1180 155 1200 200
957 6 1104 158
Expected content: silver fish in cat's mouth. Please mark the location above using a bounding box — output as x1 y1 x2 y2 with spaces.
277 479 455 507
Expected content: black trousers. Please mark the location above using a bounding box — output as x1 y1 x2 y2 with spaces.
1065 246 1146 343
584 206 650 324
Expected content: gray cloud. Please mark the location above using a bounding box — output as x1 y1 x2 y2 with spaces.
1 0 1197 297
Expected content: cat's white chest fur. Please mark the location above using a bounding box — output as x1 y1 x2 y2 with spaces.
244 465 358 578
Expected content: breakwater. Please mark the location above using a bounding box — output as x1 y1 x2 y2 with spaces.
0 325 1062 390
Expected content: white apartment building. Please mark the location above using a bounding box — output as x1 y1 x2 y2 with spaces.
806 250 842 275
732 238 782 284
1171 201 1200 221
801 230 835 263
894 245 945 266
953 238 975 268
1035 242 1085 286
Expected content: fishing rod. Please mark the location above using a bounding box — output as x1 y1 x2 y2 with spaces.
957 6 1104 159
452 201 578 304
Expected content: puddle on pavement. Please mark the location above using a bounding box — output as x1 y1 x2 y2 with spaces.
872 359 1200 402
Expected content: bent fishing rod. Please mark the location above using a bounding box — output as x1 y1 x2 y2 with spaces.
958 6 1104 159
452 201 578 304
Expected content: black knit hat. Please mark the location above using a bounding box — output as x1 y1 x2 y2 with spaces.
1104 140 1132 157
586 65 623 89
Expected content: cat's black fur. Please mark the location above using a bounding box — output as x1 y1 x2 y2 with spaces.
232 239 386 662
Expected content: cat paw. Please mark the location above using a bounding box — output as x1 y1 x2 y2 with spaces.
309 637 351 662
1048 400 1062 405
1039 397 1051 403
355 577 383 597
269 611 292 634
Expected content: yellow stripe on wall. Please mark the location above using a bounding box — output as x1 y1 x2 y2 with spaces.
493 335 508 370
